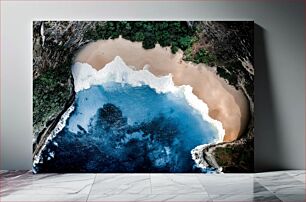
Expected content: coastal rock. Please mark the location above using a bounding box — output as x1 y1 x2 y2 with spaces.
200 126 254 173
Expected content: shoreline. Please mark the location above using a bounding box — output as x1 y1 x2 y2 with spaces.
74 37 249 142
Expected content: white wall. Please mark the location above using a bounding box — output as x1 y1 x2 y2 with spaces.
1 0 305 171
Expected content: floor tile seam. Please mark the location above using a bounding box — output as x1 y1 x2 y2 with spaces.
86 174 97 202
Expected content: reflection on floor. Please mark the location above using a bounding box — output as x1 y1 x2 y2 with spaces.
0 170 305 202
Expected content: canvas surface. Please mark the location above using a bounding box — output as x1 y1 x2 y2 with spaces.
32 21 254 173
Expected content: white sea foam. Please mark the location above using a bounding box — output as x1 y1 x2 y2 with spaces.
191 144 223 172
72 56 225 170
33 105 75 173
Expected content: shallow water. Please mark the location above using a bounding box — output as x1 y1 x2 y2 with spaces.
35 83 219 173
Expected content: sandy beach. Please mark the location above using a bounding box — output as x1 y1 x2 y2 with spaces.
74 37 249 142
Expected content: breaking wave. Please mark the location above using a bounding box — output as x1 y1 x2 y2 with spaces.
72 56 225 143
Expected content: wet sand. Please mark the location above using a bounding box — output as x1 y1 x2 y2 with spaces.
74 37 249 142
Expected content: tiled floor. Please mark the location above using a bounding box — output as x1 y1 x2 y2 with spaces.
0 170 305 202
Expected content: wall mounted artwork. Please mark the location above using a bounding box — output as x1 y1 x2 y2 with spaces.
33 21 254 173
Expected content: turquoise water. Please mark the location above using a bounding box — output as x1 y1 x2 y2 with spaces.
35 83 219 173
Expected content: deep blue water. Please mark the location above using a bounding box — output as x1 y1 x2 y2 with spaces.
35 83 219 173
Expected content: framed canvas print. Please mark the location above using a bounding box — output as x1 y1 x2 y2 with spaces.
33 21 254 173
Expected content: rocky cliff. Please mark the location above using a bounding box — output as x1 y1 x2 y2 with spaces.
193 21 254 172
33 21 105 157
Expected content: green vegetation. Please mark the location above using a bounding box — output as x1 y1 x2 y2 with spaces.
214 140 254 172
192 48 217 66
216 60 253 91
182 47 193 61
216 66 238 87
33 61 73 133
85 21 221 66
84 21 196 54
